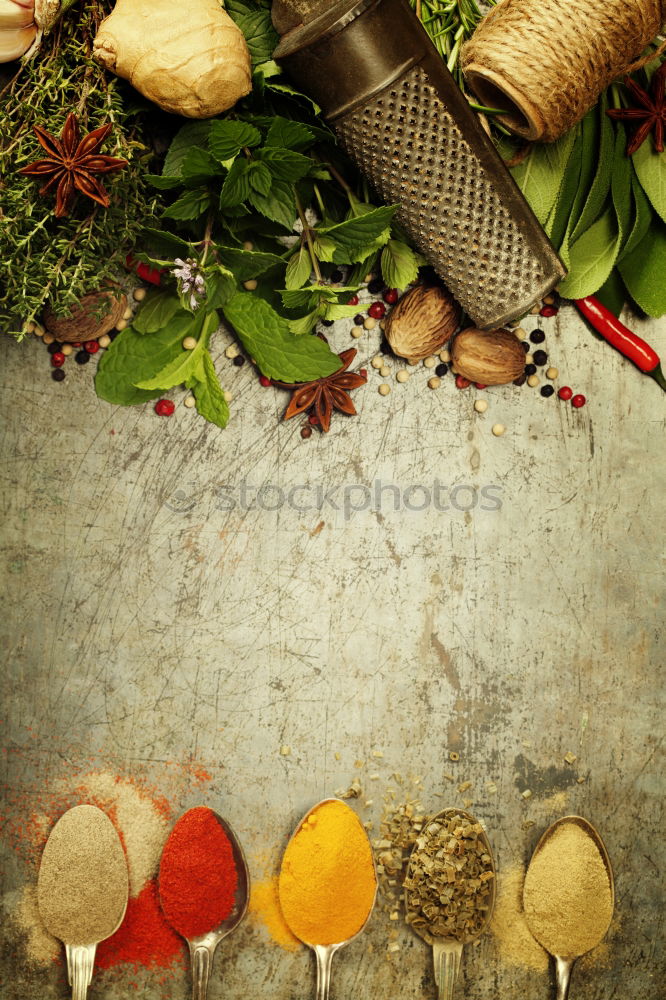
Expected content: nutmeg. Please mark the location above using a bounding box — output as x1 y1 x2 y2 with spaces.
43 288 128 343
384 284 460 361
451 327 525 385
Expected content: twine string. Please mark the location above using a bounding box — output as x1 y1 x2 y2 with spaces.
461 0 666 141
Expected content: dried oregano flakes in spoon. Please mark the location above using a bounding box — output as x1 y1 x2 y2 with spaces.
404 810 495 944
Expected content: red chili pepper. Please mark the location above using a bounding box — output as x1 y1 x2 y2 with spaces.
575 296 666 393
125 254 164 286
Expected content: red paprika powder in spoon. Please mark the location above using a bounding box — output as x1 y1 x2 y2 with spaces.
159 806 238 939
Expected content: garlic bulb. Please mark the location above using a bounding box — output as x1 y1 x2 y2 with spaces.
93 0 252 118
0 1 36 61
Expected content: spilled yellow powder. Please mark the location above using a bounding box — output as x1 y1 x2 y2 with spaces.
490 864 549 972
11 886 60 964
248 877 301 952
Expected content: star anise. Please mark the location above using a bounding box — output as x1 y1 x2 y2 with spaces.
277 348 368 432
607 62 666 156
18 112 128 218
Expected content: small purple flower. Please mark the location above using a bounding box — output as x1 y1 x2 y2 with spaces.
172 257 206 310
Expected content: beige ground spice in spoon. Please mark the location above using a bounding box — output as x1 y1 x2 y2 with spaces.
523 817 613 959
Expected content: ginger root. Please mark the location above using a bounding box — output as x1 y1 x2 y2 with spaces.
93 0 252 119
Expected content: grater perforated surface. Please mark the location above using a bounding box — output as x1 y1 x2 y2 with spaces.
335 65 550 325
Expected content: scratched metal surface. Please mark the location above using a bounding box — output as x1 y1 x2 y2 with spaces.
1 305 664 1000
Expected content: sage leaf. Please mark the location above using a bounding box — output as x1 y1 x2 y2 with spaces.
618 217 666 317
570 93 614 243
619 174 653 261
595 270 628 318
285 247 312 290
132 291 181 335
135 311 219 390
187 352 230 429
96 311 195 405
223 292 340 380
611 123 633 257
633 136 666 223
381 239 420 290
558 207 619 299
545 129 582 252
509 127 577 226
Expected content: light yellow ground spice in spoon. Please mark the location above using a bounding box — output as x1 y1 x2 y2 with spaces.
523 821 613 959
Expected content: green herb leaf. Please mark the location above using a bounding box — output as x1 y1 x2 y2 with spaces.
225 0 277 65
618 216 666 317
545 128 582 251
323 302 363 321
163 187 212 221
507 127 577 226
135 310 219 390
180 148 224 186
319 206 398 259
222 292 340 380
594 269 627 317
249 162 273 195
163 122 213 177
219 159 254 208
209 120 262 162
141 228 191 258
247 180 297 229
381 239 420 290
256 146 313 183
205 266 237 310
610 123 633 256
288 309 320 336
285 247 312 290
187 352 230 429
145 174 184 191
619 174 653 260
214 245 286 280
265 117 315 150
96 310 195 405
132 291 182 335
633 135 666 223
558 207 619 299
570 94 614 243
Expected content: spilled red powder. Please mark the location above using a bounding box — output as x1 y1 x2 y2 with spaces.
97 880 183 969
159 807 238 939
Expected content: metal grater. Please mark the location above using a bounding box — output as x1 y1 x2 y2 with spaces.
273 0 566 329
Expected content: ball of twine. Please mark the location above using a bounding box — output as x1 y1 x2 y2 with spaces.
461 0 666 142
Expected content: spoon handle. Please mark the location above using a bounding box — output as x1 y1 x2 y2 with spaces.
189 942 216 1000
313 943 341 1000
65 944 96 1000
555 956 575 1000
432 940 463 1000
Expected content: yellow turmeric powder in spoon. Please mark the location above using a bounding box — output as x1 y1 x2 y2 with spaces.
279 798 377 945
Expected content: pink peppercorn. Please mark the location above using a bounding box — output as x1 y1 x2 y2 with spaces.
347 295 359 306
455 375 471 389
359 368 368 378
383 288 399 304
540 305 558 317
558 386 573 400
475 383 487 389
84 340 100 354
155 399 175 416
308 413 319 426
259 375 271 387
51 352 65 368
368 301 386 320
571 393 586 408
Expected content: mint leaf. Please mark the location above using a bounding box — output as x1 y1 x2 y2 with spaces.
187 352 230 429
322 302 363 321
96 310 195 405
145 174 184 191
249 162 272 195
219 159 253 208
248 180 297 229
222 292 340 380
381 239 419 290
163 187 211 221
256 147 313 183
163 122 213 177
141 227 191 258
214 245 285 280
205 266 237 310
265 117 315 150
633 133 666 223
618 217 666 317
209 120 261 162
132 291 181 335
135 310 219 390
181 148 223 186
288 309 320 336
225 0 277 65
285 247 312 290
319 206 398 257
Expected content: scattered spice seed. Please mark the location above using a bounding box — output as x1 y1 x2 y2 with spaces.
133 287 147 302
43 333 55 345
359 369 367 377
521 341 530 353
351 328 363 339
233 355 245 366
396 370 409 383
530 304 541 314
423 356 437 369
184 396 196 408
243 240 254 251
427 376 441 389
525 364 537 376
532 350 548 366
492 423 506 436
321 319 334 328
47 341 62 355
225 344 240 359
182 337 197 351
354 314 365 326
474 399 488 413
122 307 132 321
223 391 232 403
527 375 540 387
51 352 65 367
155 399 175 416
380 366 390 377
449 752 460 762
52 369 66 382
525 353 534 364
75 350 90 365
564 752 577 764
572 394 586 408
371 357 383 369
513 327 526 340
98 335 112 348
61 344 73 356
364 317 377 330
540 305 558 317
308 414 319 426
259 376 271 387
513 373 527 386
530 329 545 344
347 295 359 306
439 350 451 363
521 789 532 799
243 279 258 291
116 319 128 331
435 363 448 376
558 386 573 400
378 384 390 396
383 288 399 304
546 367 558 379
541 385 555 398
367 277 384 294
455 375 471 389
474 382 487 389
85 340 100 354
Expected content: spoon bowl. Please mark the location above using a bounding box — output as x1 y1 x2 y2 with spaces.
279 798 378 1000
523 815 614 1000
405 807 496 1000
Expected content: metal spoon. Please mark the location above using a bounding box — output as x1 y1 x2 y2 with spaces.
405 807 497 1000
164 812 250 1000
37 804 129 1000
280 798 378 1000
523 816 614 1000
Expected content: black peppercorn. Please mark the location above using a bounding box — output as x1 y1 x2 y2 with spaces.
321 319 334 327
108 329 120 341
353 314 365 326
522 341 530 353
435 363 448 376
330 269 343 283
52 368 66 382
541 384 555 397
530 329 545 344
513 373 527 386
533 349 548 366
367 277 384 294
47 341 62 355
75 350 90 365
233 355 245 367
524 363 537 376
